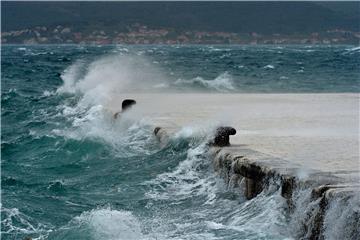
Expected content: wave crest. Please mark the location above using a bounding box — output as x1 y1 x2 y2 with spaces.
174 72 235 92
74 208 143 240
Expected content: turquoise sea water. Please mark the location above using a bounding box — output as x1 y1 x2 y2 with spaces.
1 45 359 240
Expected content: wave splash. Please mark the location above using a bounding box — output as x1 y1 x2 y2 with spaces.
54 54 165 154
57 53 236 101
57 54 165 107
139 127 292 239
67 208 143 240
174 72 235 92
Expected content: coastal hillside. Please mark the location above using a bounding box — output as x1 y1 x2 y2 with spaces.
2 1 359 44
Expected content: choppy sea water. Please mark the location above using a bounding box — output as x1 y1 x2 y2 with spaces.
2 45 360 240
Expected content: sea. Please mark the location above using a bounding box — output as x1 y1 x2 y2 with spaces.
1 45 360 240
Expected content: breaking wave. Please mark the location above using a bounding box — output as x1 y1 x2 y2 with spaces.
1 207 52 239
56 208 143 240
57 54 236 98
174 72 235 92
57 54 166 106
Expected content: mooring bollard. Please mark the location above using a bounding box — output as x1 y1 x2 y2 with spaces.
122 99 136 111
213 126 236 147
114 99 137 119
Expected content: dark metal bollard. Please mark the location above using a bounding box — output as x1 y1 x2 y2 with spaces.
114 99 137 119
213 126 236 147
122 99 136 111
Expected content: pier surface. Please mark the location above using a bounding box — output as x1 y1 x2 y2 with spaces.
112 93 359 175
113 93 359 238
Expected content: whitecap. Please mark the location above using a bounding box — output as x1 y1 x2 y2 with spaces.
346 46 360 52
344 46 360 55
174 72 235 92
1 207 52 237
42 90 55 97
264 64 275 69
71 208 143 240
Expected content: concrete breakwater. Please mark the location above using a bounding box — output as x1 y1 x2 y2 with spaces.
210 145 359 239
154 126 359 240
115 93 358 238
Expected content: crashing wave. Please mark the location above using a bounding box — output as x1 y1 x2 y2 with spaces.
174 72 235 92
56 54 165 104
61 208 143 240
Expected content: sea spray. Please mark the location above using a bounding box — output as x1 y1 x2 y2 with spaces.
58 53 166 106
57 59 86 94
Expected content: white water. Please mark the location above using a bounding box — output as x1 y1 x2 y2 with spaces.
57 54 166 107
174 72 235 92
71 208 143 240
1 207 52 239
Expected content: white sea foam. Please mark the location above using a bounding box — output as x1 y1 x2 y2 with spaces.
53 103 155 156
1 207 52 238
344 46 360 55
145 125 222 204
42 90 55 97
145 148 292 239
210 190 290 238
145 141 218 202
264 64 275 69
323 193 360 239
71 208 143 240
174 72 235 92
347 46 360 51
288 188 360 239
